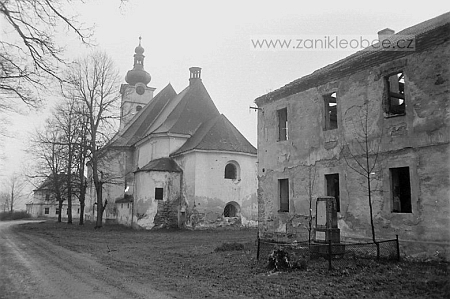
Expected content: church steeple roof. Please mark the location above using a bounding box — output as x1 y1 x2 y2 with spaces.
125 37 151 86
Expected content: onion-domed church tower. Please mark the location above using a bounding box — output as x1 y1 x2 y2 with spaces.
119 37 156 129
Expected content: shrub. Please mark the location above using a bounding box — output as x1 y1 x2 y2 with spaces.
267 247 308 271
0 211 31 221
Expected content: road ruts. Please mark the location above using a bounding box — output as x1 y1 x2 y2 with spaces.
0 221 173 299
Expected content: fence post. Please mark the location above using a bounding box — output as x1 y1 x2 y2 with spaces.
257 232 260 261
328 239 332 270
396 234 400 261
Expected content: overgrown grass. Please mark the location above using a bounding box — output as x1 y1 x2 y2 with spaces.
0 211 31 221
214 241 245 252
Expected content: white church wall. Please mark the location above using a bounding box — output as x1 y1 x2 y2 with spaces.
175 151 257 227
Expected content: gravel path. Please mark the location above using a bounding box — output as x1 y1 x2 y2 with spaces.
0 220 172 299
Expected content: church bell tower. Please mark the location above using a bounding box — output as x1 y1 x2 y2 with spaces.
119 37 156 130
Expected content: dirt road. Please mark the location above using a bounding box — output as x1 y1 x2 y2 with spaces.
0 221 172 299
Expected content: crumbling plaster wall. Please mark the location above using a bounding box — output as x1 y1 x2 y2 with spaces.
175 151 258 227
258 42 449 258
116 202 132 226
133 170 181 229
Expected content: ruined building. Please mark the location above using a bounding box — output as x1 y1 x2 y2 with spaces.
87 40 257 229
255 13 450 259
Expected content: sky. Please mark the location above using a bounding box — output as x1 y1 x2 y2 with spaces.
1 0 449 208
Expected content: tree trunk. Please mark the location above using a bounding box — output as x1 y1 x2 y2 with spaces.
79 200 85 225
67 172 72 224
67 143 73 224
58 198 63 222
95 183 103 228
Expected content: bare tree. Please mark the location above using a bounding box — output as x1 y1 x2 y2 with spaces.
305 164 317 246
1 173 27 212
341 99 384 245
52 98 83 224
0 191 10 212
30 120 67 222
63 51 121 228
0 0 94 110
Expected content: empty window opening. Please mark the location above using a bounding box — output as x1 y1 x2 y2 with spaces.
225 163 237 179
279 179 289 212
391 167 412 213
77 208 80 214
224 203 238 217
56 208 60 215
324 92 338 130
45 194 50 201
155 188 164 200
277 108 288 141
386 72 405 115
44 208 49 215
325 173 340 212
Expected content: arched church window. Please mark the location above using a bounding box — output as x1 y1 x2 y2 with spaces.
225 163 237 179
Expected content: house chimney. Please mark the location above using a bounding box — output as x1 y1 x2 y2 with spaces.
377 28 395 41
189 67 202 85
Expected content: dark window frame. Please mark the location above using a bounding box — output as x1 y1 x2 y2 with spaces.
323 92 338 131
385 71 406 116
155 188 164 200
279 179 289 212
325 173 340 212
44 207 49 215
390 167 412 213
277 108 288 141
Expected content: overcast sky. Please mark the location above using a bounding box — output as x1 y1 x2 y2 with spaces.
1 0 448 206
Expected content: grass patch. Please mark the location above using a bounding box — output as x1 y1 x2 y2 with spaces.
214 242 245 252
12 221 450 299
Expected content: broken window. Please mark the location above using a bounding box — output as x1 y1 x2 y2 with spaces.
386 72 405 115
225 163 237 179
390 167 412 213
324 92 338 130
325 173 340 212
44 208 49 214
155 188 164 200
277 108 288 141
279 179 289 212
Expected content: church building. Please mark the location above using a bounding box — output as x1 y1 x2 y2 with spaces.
91 39 257 229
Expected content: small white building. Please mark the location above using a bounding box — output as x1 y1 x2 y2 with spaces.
88 40 258 229
27 175 81 219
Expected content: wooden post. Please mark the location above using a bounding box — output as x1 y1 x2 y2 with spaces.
256 232 261 261
396 235 400 261
328 239 332 270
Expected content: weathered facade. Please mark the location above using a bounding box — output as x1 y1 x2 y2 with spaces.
255 13 450 259
87 41 257 229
